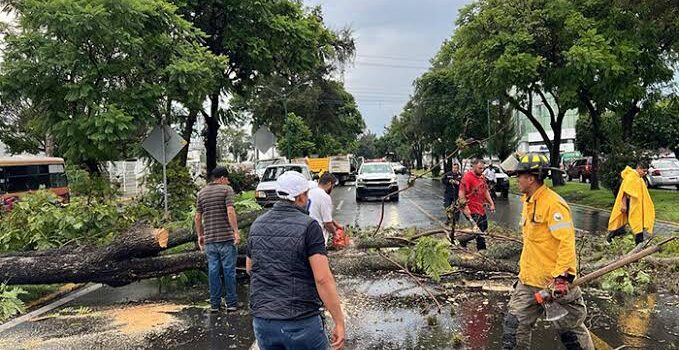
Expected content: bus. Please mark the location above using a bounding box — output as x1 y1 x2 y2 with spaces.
0 157 70 209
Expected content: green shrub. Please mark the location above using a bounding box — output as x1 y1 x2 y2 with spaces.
66 165 119 202
0 191 122 252
141 160 198 221
0 284 27 322
225 166 259 194
406 237 453 282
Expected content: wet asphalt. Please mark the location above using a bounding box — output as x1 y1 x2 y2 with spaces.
1 176 677 349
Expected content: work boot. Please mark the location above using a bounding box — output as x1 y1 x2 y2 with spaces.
634 232 644 245
476 236 487 251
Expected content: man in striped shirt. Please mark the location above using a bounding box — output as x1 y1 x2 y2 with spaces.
195 167 240 313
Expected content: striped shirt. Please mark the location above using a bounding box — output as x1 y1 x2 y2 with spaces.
196 183 235 244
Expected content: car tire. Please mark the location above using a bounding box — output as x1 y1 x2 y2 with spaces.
568 174 573 181
580 174 587 183
501 189 509 199
390 194 399 202
356 194 363 202
340 180 347 186
675 184 679 190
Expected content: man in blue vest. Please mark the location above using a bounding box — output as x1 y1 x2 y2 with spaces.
246 171 345 350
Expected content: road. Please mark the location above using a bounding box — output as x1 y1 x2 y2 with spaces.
1 176 677 349
333 175 678 235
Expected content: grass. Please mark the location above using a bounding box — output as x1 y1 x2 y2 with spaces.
509 178 679 223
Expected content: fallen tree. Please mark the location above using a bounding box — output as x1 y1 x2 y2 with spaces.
0 217 675 287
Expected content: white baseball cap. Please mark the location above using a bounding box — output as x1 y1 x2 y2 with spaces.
276 171 310 201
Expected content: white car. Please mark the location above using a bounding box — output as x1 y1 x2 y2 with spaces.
355 162 399 202
646 158 679 189
255 164 313 207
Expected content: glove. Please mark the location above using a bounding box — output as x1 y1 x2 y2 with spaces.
552 277 569 299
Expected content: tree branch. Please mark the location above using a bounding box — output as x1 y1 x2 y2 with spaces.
503 90 552 150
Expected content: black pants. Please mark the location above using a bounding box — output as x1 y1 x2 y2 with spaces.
459 214 487 250
608 227 644 245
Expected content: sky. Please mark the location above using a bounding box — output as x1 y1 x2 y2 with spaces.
305 0 473 135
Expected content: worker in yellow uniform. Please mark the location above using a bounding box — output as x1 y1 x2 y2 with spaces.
502 153 594 350
607 161 655 245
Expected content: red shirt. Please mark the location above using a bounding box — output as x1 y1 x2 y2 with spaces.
461 171 488 215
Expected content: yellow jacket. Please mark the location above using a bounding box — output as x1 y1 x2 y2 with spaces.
519 185 577 288
608 166 655 235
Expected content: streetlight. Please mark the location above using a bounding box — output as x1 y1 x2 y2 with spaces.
258 82 308 161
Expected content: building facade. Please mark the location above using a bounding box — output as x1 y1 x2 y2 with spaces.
514 93 578 154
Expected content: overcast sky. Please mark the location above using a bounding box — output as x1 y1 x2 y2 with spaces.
305 0 472 135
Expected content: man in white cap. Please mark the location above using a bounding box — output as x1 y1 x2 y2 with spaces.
246 171 346 350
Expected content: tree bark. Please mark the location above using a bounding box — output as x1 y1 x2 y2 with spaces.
179 110 198 167
550 115 565 186
205 93 220 173
621 103 640 140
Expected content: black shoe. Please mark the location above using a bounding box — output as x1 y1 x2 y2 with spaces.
226 305 238 312
634 233 644 245
210 306 221 313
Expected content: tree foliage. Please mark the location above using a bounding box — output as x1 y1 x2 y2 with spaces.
173 1 355 170
218 128 253 163
276 113 316 159
0 0 218 171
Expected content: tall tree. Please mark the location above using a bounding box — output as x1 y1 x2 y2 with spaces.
276 113 315 159
173 1 352 171
0 0 217 172
217 128 252 163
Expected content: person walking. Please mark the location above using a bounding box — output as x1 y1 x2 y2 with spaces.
458 159 495 250
194 166 240 313
483 164 497 201
442 163 463 225
607 161 655 245
246 171 345 350
308 173 343 246
501 153 594 350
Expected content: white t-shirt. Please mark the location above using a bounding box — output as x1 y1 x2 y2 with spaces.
484 168 496 182
308 186 333 245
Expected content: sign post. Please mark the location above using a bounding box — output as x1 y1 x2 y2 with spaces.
142 125 187 217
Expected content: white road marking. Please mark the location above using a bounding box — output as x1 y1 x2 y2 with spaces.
346 187 352 192
336 200 344 211
0 284 103 333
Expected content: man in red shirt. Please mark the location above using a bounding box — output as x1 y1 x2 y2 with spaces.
459 159 495 250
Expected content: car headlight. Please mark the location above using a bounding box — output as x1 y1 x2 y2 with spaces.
255 191 266 199
390 176 398 184
357 178 366 185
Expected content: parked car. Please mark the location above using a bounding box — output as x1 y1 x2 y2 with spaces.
355 162 399 202
390 162 408 175
488 165 509 198
567 157 593 182
646 158 679 189
255 164 313 207
1 157 70 211
254 158 286 179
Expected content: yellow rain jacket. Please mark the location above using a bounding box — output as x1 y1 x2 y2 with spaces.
519 185 577 288
607 166 655 235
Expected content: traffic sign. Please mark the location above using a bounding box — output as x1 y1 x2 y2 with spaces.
254 126 276 154
142 125 187 166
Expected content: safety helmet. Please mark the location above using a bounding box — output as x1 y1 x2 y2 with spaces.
515 153 550 177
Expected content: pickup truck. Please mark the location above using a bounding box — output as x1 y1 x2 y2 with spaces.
255 164 314 207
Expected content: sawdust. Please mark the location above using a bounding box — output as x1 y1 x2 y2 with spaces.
107 303 185 335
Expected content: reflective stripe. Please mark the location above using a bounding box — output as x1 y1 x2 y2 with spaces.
549 222 573 232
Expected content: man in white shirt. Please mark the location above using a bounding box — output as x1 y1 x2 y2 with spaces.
308 173 343 245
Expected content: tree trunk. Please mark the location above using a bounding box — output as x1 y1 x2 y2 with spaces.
205 93 220 173
590 110 602 190
179 110 198 167
549 118 565 186
620 103 640 140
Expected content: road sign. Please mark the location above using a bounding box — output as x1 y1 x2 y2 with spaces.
253 126 276 154
142 125 187 166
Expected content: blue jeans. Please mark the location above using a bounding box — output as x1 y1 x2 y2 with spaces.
205 242 237 308
253 315 329 350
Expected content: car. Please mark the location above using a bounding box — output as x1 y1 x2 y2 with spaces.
488 165 509 198
567 157 593 183
646 158 679 189
255 164 313 207
355 162 399 202
390 162 408 175
254 158 286 179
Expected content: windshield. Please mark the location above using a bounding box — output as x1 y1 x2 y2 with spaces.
653 159 679 169
261 166 305 182
361 163 393 174
256 160 276 170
